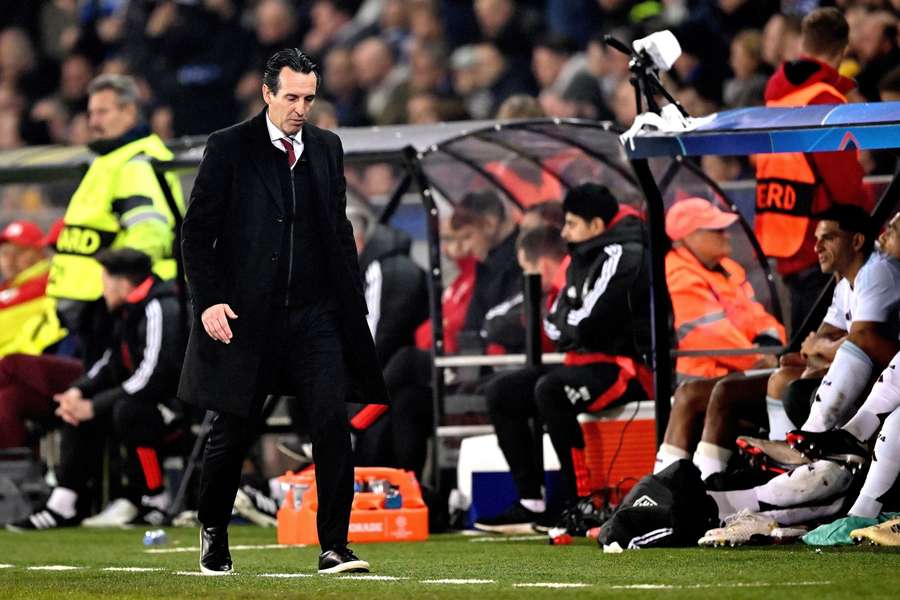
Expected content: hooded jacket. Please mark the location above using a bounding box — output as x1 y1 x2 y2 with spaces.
544 215 651 358
359 224 429 365
757 58 869 276
74 277 185 417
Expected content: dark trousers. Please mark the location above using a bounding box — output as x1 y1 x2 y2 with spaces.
352 347 432 478
57 397 168 500
486 362 646 503
0 354 82 449
196 303 353 552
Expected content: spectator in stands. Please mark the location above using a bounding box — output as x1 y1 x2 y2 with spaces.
474 0 542 72
457 191 521 338
304 0 359 63
495 94 545 119
8 249 185 530
755 8 869 341
341 200 430 476
761 13 802 70
723 30 768 108
352 36 408 124
47 74 184 367
475 183 652 533
322 46 370 126
854 10 900 102
610 77 637 128
308 99 339 129
701 155 752 185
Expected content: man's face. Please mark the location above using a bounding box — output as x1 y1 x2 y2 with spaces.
683 228 732 266
100 270 131 310
517 249 561 293
878 213 900 260
263 68 318 136
562 212 604 243
87 89 138 141
457 220 495 261
0 242 19 280
814 220 858 275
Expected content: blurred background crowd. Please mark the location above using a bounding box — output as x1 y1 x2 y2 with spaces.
1 0 898 144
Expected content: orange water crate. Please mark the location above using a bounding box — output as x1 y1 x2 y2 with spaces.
579 401 657 502
276 466 428 545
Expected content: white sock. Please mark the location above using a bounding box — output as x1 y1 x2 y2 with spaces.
654 444 689 474
803 341 873 432
142 490 170 510
754 461 853 508
693 442 732 480
766 396 794 440
850 409 900 518
520 498 545 513
844 353 900 442
46 487 78 519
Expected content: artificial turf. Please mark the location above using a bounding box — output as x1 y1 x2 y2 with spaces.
1 525 898 599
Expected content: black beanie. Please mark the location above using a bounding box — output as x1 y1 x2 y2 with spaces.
562 183 619 225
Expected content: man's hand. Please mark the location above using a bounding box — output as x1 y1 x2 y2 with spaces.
799 332 818 359
53 388 94 425
202 304 238 343
779 352 807 368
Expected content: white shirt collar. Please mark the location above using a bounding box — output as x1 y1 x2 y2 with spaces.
265 111 304 167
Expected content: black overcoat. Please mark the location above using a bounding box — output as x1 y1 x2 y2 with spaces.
177 111 389 416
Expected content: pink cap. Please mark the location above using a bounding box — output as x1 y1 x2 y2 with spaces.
665 198 738 241
0 220 44 248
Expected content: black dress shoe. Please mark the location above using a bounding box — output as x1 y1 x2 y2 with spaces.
318 546 370 574
199 526 233 575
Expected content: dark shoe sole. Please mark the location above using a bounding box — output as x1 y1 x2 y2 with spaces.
318 560 370 574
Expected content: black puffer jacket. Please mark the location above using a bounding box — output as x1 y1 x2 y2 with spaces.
358 224 428 364
74 277 185 416
544 215 651 357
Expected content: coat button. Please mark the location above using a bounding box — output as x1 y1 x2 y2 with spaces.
276 216 284 223
271 253 279 262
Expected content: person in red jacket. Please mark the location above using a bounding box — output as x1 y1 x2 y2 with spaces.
755 7 870 339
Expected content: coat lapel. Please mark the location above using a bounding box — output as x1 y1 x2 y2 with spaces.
301 125 333 225
247 110 286 209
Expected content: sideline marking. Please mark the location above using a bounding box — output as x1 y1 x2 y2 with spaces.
102 567 165 572
259 573 315 578
172 571 211 577
514 583 591 589
339 575 408 581
0 564 13 569
145 543 296 554
421 578 496 584
612 584 673 590
469 535 545 543
27 565 81 571
612 581 831 590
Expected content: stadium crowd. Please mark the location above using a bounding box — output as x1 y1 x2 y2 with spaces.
2 0 900 554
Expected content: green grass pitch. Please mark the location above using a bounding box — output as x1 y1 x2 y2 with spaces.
1 525 899 598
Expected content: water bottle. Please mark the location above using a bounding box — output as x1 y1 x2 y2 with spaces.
384 487 402 509
143 529 168 546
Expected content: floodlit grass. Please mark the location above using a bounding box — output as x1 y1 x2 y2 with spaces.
1 525 899 598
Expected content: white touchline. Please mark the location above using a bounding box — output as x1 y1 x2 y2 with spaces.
612 582 832 590
27 566 82 571
0 564 13 569
172 571 212 576
258 573 315 578
102 567 165 572
468 535 546 543
146 543 297 554
514 583 591 588
421 579 497 584
611 584 675 589
338 575 408 581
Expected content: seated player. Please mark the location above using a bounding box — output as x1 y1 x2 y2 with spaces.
7 249 186 530
474 183 652 534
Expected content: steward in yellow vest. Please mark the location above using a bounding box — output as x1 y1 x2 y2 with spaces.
48 75 184 304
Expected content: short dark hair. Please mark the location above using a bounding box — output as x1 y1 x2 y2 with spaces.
523 201 564 229
96 248 153 286
562 183 619 225
517 225 566 263
458 191 506 223
801 8 849 59
816 204 875 255
263 48 321 95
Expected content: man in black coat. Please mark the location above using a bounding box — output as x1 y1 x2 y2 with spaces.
178 49 388 575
